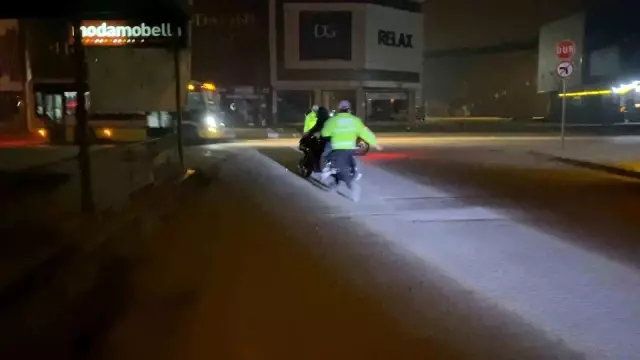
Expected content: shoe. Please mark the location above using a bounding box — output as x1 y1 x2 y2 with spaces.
321 165 334 181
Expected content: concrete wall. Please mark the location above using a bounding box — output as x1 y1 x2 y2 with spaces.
363 4 422 73
191 2 270 87
86 47 190 113
423 0 583 52
425 50 548 117
0 19 27 134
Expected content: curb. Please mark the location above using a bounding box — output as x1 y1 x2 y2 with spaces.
530 150 640 180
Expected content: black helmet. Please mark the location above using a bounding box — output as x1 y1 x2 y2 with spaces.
317 106 330 121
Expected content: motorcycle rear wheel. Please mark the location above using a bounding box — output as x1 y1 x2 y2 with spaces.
298 156 313 178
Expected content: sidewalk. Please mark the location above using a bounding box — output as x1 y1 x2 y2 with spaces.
0 157 209 358
528 136 640 179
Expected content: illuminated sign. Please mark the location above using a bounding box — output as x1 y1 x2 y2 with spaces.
612 81 640 94
188 83 216 91
72 20 184 46
558 90 612 97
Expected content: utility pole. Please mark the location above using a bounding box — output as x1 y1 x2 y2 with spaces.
72 19 95 213
173 32 184 169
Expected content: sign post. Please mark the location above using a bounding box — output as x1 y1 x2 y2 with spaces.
555 39 576 150
560 76 568 149
556 60 574 149
72 19 95 213
173 32 184 168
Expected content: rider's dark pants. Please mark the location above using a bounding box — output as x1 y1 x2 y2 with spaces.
328 149 356 186
320 141 332 169
323 142 357 172
300 135 324 172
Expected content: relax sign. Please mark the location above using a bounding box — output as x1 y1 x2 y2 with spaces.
377 30 413 49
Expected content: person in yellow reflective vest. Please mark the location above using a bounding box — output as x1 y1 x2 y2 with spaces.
303 105 319 133
320 100 382 193
299 106 331 173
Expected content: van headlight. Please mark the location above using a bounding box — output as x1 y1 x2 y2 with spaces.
204 115 217 127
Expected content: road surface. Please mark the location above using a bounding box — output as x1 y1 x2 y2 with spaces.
9 136 640 359
76 136 640 359
254 137 640 359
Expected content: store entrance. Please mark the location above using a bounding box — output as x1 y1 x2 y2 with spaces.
365 91 409 122
33 82 88 126
321 90 357 114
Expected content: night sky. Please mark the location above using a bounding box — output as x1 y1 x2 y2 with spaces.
424 0 583 50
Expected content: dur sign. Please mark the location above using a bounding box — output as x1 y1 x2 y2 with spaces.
556 40 576 60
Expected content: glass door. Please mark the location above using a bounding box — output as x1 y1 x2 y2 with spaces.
365 91 409 122
320 90 356 114
37 91 65 123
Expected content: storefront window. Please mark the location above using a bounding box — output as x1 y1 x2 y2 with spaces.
277 90 313 123
223 95 266 127
64 92 76 116
35 92 44 116
35 85 90 122
0 92 21 122
45 94 53 120
53 94 63 120
321 90 356 114
618 89 640 122
365 92 409 122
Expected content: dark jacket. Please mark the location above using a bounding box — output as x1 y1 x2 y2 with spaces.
308 106 330 134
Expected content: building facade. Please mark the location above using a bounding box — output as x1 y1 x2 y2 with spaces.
425 0 581 119
0 1 189 138
270 0 423 123
538 0 640 123
425 43 547 118
191 0 271 126
0 20 28 135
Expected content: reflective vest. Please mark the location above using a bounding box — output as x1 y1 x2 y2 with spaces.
303 111 317 133
321 112 377 150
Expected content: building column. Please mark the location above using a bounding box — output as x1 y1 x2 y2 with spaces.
313 88 322 107
322 90 332 109
271 88 278 125
408 90 417 123
356 86 365 119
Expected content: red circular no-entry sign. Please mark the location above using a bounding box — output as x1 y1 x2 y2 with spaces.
556 40 576 59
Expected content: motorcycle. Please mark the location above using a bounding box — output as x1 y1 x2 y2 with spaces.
354 137 370 156
298 137 369 179
321 138 370 199
297 136 322 178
